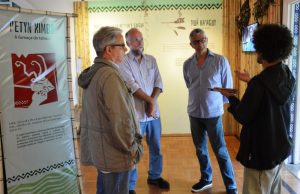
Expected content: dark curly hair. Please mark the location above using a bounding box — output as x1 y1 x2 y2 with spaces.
253 24 293 63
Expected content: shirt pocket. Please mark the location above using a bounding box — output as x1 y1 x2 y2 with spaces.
207 68 221 87
146 68 156 84
187 68 199 86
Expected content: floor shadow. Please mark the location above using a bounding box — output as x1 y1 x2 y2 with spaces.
285 163 300 180
147 185 170 194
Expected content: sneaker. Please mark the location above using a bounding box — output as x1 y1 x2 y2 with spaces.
227 188 238 194
129 190 136 194
147 177 170 189
191 179 212 192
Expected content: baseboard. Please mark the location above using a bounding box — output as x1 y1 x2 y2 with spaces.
161 133 191 137
161 133 240 140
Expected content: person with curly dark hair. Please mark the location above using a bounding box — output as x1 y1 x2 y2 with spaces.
220 24 295 194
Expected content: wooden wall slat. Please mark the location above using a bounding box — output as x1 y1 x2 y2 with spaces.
222 0 282 137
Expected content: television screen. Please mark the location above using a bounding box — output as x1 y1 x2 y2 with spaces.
242 23 258 52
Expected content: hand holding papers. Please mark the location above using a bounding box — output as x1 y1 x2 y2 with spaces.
208 87 237 97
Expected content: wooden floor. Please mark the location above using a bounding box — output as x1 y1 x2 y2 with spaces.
79 136 300 194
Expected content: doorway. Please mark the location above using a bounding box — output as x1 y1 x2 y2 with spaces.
283 0 300 179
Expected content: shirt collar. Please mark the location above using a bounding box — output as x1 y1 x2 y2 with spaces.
207 49 214 57
192 49 215 61
128 51 146 62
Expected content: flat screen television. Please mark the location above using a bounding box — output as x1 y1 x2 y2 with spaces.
242 23 258 52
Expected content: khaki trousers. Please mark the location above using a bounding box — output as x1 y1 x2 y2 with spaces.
243 163 283 194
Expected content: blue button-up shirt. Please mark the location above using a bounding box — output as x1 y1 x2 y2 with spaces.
183 50 233 118
120 52 163 122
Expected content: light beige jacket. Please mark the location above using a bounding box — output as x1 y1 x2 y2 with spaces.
78 57 143 172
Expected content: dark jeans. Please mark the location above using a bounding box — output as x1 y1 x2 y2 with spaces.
189 116 237 190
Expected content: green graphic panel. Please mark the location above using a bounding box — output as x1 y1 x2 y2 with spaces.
88 0 222 12
7 167 79 194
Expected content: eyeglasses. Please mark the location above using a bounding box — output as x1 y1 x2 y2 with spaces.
130 37 143 43
109 43 126 48
191 38 207 45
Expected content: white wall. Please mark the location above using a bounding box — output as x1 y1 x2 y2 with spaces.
12 0 74 13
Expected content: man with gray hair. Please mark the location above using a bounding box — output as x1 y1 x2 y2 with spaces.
183 28 237 194
78 26 143 194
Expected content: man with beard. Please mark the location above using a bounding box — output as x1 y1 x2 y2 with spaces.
120 28 170 194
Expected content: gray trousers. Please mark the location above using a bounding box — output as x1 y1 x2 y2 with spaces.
243 163 283 194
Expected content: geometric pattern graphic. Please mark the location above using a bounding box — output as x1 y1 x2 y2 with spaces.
11 53 58 108
88 3 222 13
6 160 75 184
7 165 79 194
289 3 299 162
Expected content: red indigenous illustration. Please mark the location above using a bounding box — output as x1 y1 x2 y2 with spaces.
11 53 58 108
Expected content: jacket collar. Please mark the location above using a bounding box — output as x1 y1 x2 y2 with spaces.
94 57 119 70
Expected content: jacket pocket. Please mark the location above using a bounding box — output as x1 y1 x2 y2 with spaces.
133 133 143 164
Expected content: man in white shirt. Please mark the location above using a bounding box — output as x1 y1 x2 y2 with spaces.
120 28 170 194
